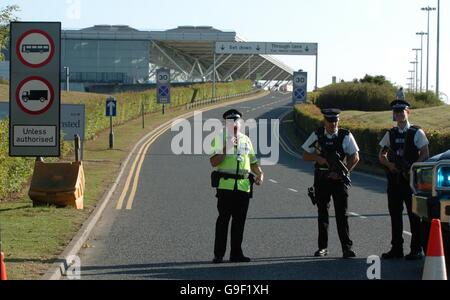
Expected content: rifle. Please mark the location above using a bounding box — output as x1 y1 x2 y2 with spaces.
309 141 352 188
383 146 411 182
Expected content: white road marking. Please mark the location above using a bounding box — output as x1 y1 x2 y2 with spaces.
269 179 278 184
348 212 368 219
403 231 412 236
288 188 298 193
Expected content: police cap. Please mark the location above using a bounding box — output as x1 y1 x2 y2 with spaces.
390 100 411 112
321 108 341 122
223 109 243 120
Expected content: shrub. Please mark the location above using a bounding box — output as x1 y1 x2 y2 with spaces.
316 82 395 111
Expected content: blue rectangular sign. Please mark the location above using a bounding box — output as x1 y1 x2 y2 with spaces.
106 98 117 117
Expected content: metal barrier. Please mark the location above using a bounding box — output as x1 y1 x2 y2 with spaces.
185 89 260 110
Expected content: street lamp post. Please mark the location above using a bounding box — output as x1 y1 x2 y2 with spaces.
421 6 436 92
416 32 427 92
436 0 440 96
408 70 415 92
412 49 421 93
406 80 412 92
64 66 70 92
409 63 417 92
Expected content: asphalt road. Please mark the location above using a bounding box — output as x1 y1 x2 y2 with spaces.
77 92 424 280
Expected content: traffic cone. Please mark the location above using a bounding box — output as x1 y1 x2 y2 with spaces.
422 219 447 280
0 252 7 280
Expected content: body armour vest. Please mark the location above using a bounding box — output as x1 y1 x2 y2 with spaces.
314 127 349 170
388 125 420 168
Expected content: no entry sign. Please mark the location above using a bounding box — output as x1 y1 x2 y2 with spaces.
9 22 61 157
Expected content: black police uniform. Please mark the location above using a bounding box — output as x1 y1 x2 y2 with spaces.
212 109 253 264
382 100 424 259
308 109 356 258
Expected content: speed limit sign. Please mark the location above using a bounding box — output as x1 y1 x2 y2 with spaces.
294 73 306 85
293 71 307 104
157 68 170 104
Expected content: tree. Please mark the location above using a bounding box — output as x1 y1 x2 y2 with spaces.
359 74 394 88
0 5 19 61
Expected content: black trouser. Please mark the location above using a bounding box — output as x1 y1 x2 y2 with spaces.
214 189 251 258
315 174 353 252
387 175 422 253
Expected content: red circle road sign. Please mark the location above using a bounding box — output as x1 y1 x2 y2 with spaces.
16 29 55 68
16 76 55 115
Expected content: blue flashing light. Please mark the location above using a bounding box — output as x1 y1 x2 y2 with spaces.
437 166 450 188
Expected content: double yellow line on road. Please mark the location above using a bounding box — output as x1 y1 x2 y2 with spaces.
115 90 271 210
115 123 172 210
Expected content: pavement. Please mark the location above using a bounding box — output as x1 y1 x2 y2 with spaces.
76 92 424 280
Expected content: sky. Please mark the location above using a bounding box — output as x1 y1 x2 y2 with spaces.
3 0 449 98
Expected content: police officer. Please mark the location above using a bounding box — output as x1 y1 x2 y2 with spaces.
302 109 360 258
379 100 429 260
210 109 264 264
396 87 406 101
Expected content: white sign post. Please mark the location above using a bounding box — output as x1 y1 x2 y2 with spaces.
293 71 308 104
9 22 61 157
156 68 171 114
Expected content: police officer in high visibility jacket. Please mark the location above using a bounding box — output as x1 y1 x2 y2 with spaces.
210 109 264 264
302 109 360 258
379 100 429 260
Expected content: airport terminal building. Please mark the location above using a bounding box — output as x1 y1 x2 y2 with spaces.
2 25 294 92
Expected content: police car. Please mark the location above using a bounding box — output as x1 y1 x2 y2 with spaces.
410 149 450 260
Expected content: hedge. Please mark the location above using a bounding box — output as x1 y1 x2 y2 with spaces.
316 83 443 111
0 80 253 201
293 104 450 162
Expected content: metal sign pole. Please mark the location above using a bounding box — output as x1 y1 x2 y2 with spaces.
141 99 145 129
213 52 216 99
109 115 114 149
315 48 319 91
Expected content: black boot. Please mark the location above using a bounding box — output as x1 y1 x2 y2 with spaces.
314 249 329 257
381 248 404 259
405 251 423 260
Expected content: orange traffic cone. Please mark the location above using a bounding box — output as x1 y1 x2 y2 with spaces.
0 251 7 280
422 219 447 280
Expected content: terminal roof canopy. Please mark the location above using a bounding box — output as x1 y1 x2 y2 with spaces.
62 25 294 82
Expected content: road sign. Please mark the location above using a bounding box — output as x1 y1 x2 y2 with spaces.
62 104 85 159
106 97 117 117
157 68 171 104
16 29 55 68
215 42 318 56
61 104 85 142
266 43 317 56
16 76 54 115
9 22 61 157
293 71 308 104
215 42 266 55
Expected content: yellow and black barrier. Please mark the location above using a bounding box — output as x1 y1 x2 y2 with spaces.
28 161 85 209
